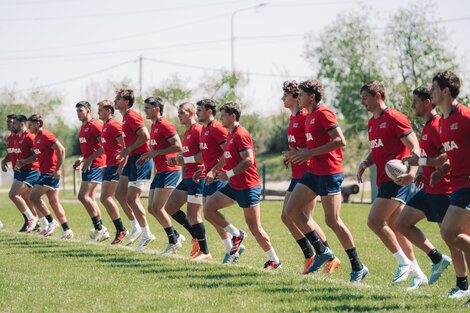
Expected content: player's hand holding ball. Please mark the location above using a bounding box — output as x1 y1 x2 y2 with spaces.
385 159 413 186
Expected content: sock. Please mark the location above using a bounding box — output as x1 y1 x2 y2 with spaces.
411 259 425 277
24 209 35 220
164 227 177 244
39 217 48 229
61 222 70 231
323 240 335 261
296 237 314 259
174 229 180 239
130 219 138 231
266 248 280 263
457 277 469 290
171 210 196 238
141 225 151 238
224 224 240 237
100 219 103 225
23 214 28 223
346 247 363 271
45 214 53 223
91 216 102 231
304 231 326 255
393 249 410 266
427 249 443 265
112 218 126 232
222 237 232 254
192 223 209 254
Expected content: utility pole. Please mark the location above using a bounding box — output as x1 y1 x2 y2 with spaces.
139 55 143 112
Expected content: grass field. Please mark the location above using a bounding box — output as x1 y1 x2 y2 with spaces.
0 191 465 312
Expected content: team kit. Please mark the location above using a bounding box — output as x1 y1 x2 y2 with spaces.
2 71 470 306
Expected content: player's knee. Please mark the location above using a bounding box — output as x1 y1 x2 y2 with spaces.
281 210 291 225
440 226 456 246
367 217 379 232
8 190 16 201
77 192 87 203
394 217 407 234
324 216 339 229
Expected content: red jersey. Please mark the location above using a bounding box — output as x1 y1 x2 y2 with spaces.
288 108 310 179
79 118 106 167
101 117 123 167
224 125 260 190
419 115 451 194
305 105 343 175
33 130 58 174
150 117 180 173
368 107 413 187
439 104 470 190
122 109 150 156
15 130 39 170
182 123 205 179
200 119 228 172
7 134 17 169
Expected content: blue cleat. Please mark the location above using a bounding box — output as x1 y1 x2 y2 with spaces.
232 244 245 264
407 274 428 291
307 247 334 274
350 265 369 283
428 254 452 285
391 263 413 285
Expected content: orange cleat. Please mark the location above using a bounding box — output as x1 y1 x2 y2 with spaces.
302 256 316 275
191 251 213 261
190 238 200 257
322 256 341 275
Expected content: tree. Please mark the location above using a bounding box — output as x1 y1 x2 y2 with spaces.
198 71 248 108
149 74 192 118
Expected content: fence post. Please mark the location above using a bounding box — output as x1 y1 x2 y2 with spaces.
262 163 266 201
62 165 65 195
73 169 77 196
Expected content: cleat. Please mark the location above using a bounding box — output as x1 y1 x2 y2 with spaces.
222 253 235 264
177 234 186 248
230 230 247 255
135 233 155 251
190 238 200 257
92 226 110 242
192 251 213 261
89 228 97 240
232 244 245 264
407 274 428 291
302 256 316 275
25 217 38 233
33 223 41 232
263 260 282 270
111 229 128 245
59 229 74 240
43 220 59 237
428 254 452 285
125 227 142 246
350 265 369 283
391 263 413 285
463 298 470 308
161 243 181 255
323 256 341 275
307 247 334 273
18 221 28 233
448 287 470 299
39 228 47 236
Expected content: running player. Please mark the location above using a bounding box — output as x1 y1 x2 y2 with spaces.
357 80 425 287
97 100 128 244
114 89 155 251
203 102 281 269
284 80 367 282
27 114 73 239
73 101 109 242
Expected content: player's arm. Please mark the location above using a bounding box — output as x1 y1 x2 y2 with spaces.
119 126 150 159
115 134 127 175
356 151 375 183
82 141 104 173
173 151 203 166
395 132 420 186
218 148 253 183
137 134 181 167
430 157 451 187
15 147 38 169
1 154 11 172
403 147 448 168
204 155 226 185
51 140 66 178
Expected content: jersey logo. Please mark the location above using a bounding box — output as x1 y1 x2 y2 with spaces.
37 139 41 143
369 139 384 148
293 123 298 128
288 135 296 143
224 151 232 159
205 131 209 135
34 149 41 154
380 122 386 128
451 123 458 130
103 128 107 132
369 127 372 132
420 150 427 157
85 128 89 132
154 128 158 133
12 148 21 153
306 133 313 141
230 139 233 143
310 118 315 124
101 138 107 144
422 134 428 140
19 140 23 144
182 146 189 153
187 135 191 139
150 139 157 146
200 143 208 150
79 137 87 143
443 141 458 151
123 121 126 124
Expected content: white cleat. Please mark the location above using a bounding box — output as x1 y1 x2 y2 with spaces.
43 219 59 237
92 226 110 242
161 243 181 255
406 274 428 291
59 229 74 240
177 234 186 248
89 228 97 240
135 233 155 251
448 287 470 299
125 227 142 246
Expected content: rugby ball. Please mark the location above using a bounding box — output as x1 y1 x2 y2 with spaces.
385 159 409 182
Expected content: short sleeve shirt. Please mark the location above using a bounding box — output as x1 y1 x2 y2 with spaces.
15 130 39 170
79 118 106 167
7 134 18 169
122 109 150 156
182 123 205 179
200 119 227 172
101 117 123 167
288 108 310 179
33 129 58 174
150 117 181 173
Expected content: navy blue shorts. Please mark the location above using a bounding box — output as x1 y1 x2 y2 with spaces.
14 169 40 188
287 178 301 192
377 181 412 204
176 177 205 196
81 166 103 183
298 172 343 196
122 154 153 182
36 173 60 190
103 166 120 182
406 190 451 223
450 188 470 210
219 184 261 208
203 179 228 197
150 170 180 189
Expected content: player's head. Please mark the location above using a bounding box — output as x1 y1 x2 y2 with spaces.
298 80 323 108
412 86 433 118
6 114 16 132
178 102 196 126
143 96 164 120
196 99 217 123
115 88 135 110
12 114 27 133
219 102 241 128
75 101 91 122
360 80 386 112
282 81 300 109
431 71 460 105
27 114 43 133
97 99 115 121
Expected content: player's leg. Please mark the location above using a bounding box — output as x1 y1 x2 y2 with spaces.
116 175 140 244
128 184 154 251
30 183 55 237
45 188 73 239
100 177 127 245
9 179 38 232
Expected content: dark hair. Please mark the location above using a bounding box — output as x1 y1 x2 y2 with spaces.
7 114 16 120
219 102 241 121
413 86 434 108
14 114 27 123
282 81 300 98
28 114 43 127
196 99 217 116
116 88 135 107
98 99 115 114
360 80 386 100
75 101 91 111
432 71 460 98
299 80 324 102
144 96 164 114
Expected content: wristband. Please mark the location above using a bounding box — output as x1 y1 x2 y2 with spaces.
78 156 84 162
183 156 196 164
418 158 427 166
226 169 235 178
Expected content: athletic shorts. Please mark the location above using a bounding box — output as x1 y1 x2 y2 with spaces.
103 166 120 182
150 170 180 189
377 181 412 204
219 184 261 208
122 154 152 182
176 177 205 196
14 169 40 188
203 179 228 197
450 188 470 210
298 172 343 196
36 173 60 190
287 178 301 192
81 166 103 183
406 190 451 223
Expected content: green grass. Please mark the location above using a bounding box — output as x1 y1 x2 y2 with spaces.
0 193 463 312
